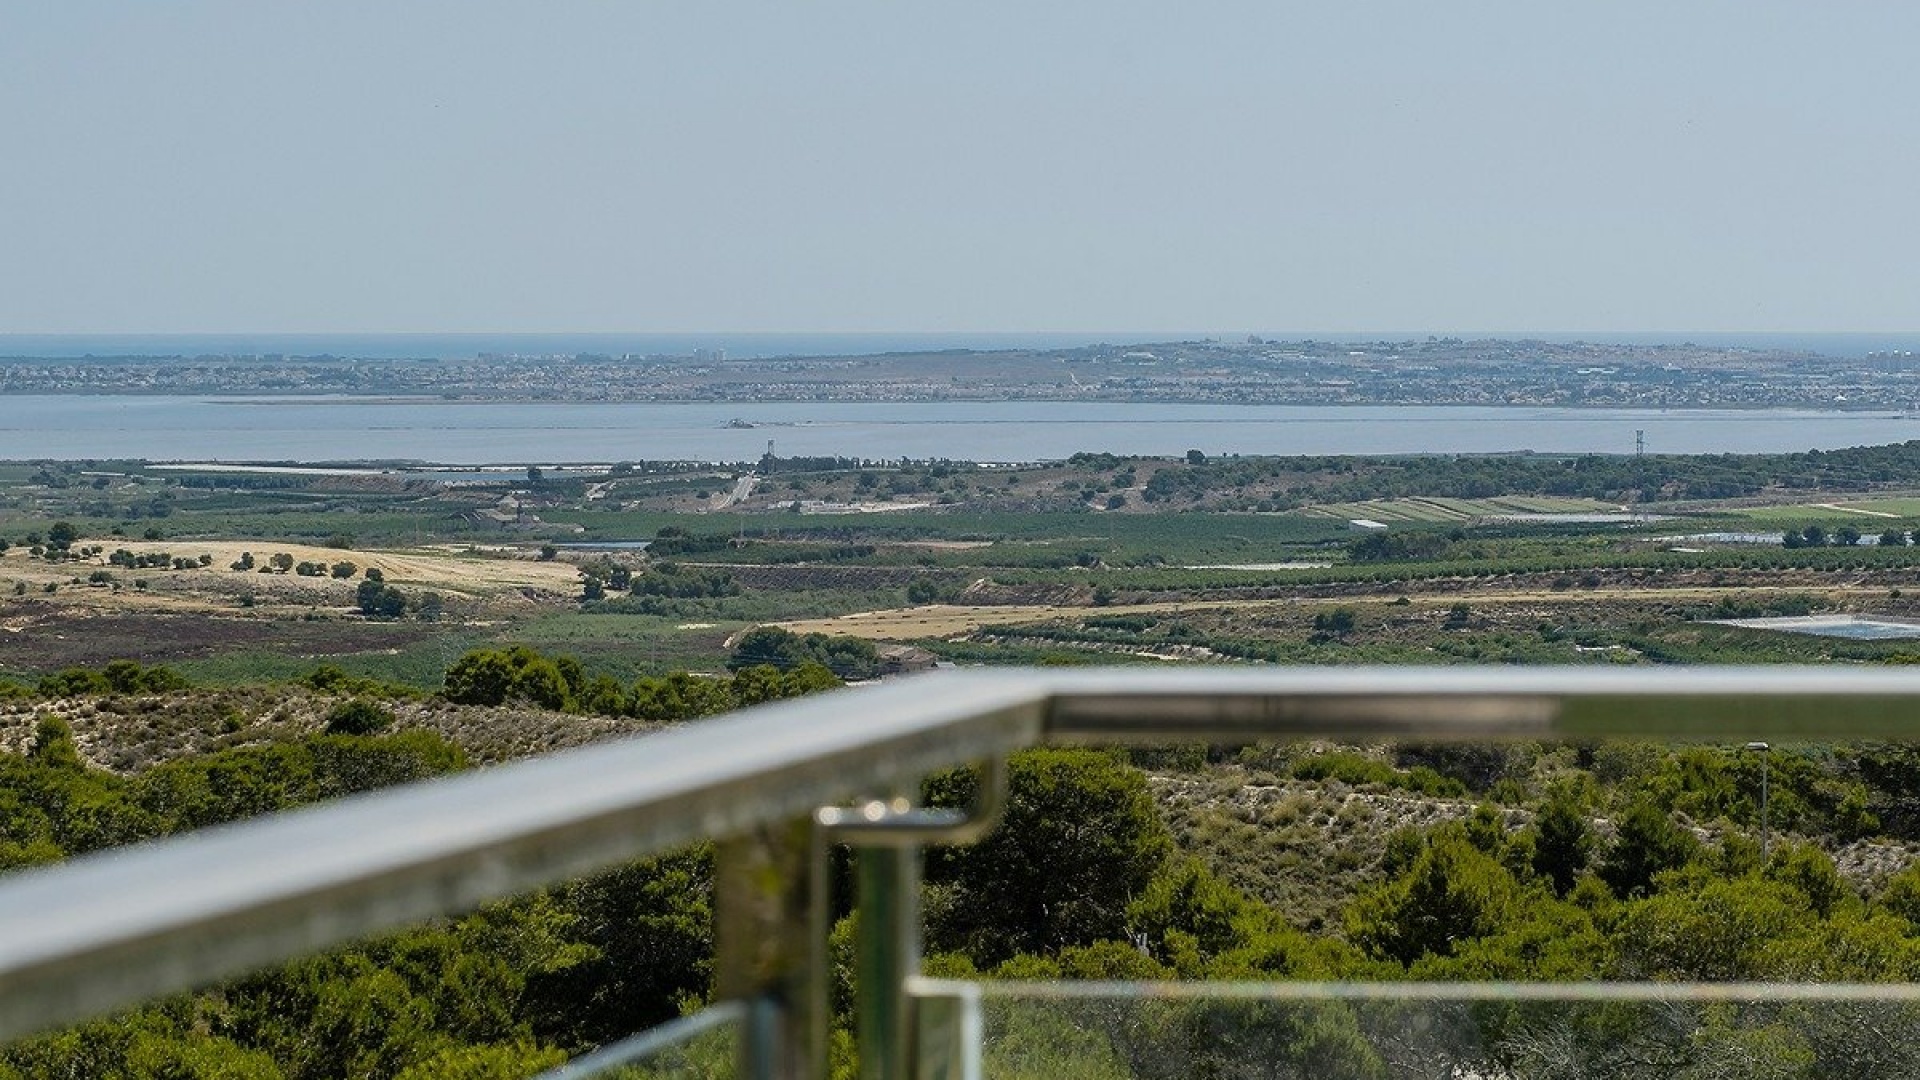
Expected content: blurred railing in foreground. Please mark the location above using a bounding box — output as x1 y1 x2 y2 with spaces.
3 667 1920 1079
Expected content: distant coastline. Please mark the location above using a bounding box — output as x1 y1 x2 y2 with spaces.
0 331 1129 361
6 335 1920 412
6 330 1920 360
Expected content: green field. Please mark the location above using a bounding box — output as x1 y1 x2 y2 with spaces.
540 508 1352 563
1729 497 1920 525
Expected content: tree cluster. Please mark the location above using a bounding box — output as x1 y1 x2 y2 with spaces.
642 527 734 558
1125 440 1920 509
106 549 211 571
757 453 863 474
442 645 839 720
1782 523 1913 548
34 661 189 698
626 563 738 599
726 627 882 681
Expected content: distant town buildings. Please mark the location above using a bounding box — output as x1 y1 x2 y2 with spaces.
3 339 1915 411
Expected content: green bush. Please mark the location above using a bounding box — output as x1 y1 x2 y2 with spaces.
323 699 396 736
1289 752 1467 797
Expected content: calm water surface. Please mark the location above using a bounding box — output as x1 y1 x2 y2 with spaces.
1713 616 1920 641
4 397 1918 463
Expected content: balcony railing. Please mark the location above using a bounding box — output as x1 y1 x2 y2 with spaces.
3 666 1920 1078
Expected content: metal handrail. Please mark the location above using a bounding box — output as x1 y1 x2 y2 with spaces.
907 976 1920 1004
0 672 1045 1043
1 666 1918 1051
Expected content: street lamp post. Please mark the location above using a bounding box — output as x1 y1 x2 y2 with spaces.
1746 741 1771 861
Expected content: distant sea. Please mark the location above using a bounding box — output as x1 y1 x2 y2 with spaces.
4 331 1920 360
7 331 1920 462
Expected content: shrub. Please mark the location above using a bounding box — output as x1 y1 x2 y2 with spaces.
443 647 572 710
355 579 408 618
726 627 879 681
37 661 187 697
323 699 396 736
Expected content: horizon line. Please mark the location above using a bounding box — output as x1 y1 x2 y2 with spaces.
5 329 1920 340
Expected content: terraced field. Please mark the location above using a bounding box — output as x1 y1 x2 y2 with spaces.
1296 495 1618 523
773 579 1879 642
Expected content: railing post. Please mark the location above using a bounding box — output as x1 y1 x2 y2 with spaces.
857 845 921 1080
823 759 1008 1080
912 982 982 1080
716 816 826 1080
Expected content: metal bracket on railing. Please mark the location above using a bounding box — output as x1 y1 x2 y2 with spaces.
814 757 1009 1080
816 756 1009 847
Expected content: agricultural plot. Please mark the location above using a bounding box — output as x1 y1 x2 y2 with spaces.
1297 495 1616 524
1298 500 1460 523
1808 499 1920 518
1475 495 1619 513
1730 498 1920 525
772 578 1887 644
17 449 1920 689
1 540 582 601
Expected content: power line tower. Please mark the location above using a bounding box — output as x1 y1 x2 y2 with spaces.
1635 430 1645 457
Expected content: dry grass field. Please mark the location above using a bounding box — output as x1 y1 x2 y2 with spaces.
0 539 595 675
1 539 583 613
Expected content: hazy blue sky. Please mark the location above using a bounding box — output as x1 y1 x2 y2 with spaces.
4 2 1917 334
